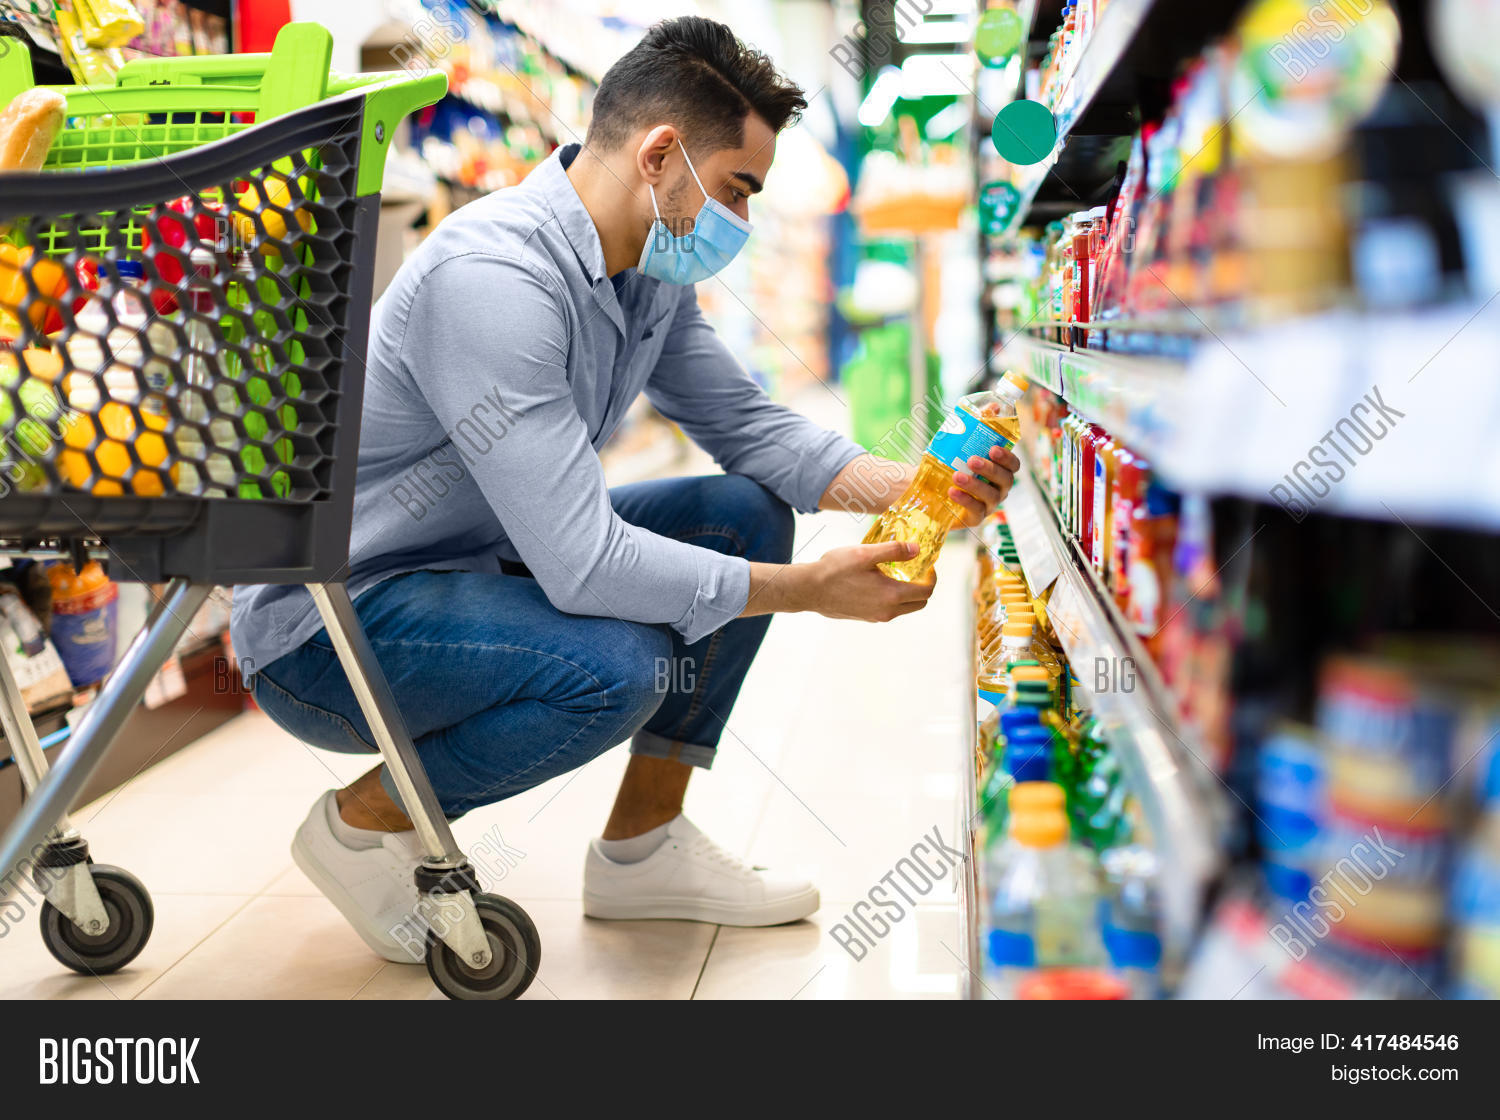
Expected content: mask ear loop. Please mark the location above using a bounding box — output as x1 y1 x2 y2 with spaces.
677 139 711 204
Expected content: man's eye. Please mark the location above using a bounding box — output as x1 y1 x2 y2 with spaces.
730 189 747 204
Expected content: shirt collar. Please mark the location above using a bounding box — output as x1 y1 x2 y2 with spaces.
533 143 612 289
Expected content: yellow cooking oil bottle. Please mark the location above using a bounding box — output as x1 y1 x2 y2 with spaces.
865 371 1029 581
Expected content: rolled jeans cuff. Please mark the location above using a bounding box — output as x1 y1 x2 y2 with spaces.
630 729 717 770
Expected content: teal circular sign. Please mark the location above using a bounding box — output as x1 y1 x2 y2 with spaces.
992 99 1057 165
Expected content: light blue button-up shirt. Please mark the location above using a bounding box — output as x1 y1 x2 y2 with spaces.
231 144 864 673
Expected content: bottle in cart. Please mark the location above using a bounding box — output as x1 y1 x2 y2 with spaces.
863 371 1028 583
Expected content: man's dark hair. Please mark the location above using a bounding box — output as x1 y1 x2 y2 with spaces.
585 16 807 154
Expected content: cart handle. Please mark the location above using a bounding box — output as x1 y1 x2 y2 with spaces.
0 22 446 197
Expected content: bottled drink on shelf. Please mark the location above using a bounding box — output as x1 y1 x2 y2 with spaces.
1100 844 1164 1000
979 726 1056 847
863 371 1029 582
983 797 1107 999
1109 448 1144 609
1452 750 1500 999
1091 430 1118 581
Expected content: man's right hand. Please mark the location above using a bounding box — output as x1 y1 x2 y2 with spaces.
742 541 937 622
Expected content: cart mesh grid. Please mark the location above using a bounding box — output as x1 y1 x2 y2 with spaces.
0 92 383 583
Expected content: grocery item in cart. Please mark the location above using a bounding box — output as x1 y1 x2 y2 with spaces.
0 347 63 492
863 371 1028 582
0 88 65 173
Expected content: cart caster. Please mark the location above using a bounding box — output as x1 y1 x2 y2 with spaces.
426 893 540 1000
39 865 154 975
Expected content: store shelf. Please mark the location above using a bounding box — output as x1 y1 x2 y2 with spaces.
988 298 1500 530
995 0 1247 229
959 599 982 1001
996 332 1185 460
1002 460 1225 961
1002 0 1153 228
1158 300 1500 531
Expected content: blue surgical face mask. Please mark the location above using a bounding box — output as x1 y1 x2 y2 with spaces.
637 141 752 284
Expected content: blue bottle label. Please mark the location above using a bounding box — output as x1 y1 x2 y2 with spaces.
987 927 1036 968
977 687 1005 722
927 405 1014 472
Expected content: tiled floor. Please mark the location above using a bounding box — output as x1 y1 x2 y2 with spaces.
0 395 976 1000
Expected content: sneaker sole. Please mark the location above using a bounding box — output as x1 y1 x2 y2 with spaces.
291 825 425 965
582 885 819 926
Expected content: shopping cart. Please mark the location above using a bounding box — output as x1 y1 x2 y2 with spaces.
0 23 540 999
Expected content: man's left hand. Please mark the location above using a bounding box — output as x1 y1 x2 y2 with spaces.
948 445 1021 529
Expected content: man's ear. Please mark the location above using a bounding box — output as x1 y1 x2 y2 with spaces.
636 125 680 185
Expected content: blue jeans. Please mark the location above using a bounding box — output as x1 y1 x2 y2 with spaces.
251 474 793 817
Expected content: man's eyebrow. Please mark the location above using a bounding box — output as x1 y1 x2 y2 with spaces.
730 171 763 194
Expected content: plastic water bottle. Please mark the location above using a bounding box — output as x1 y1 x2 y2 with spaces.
1099 844 1163 999
983 796 1106 999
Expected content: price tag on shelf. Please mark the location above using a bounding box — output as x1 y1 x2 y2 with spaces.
1044 575 1086 656
1016 518 1061 599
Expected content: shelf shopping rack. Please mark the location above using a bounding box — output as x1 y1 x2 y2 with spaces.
0 23 539 999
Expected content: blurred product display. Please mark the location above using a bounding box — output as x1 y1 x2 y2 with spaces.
938 0 1500 998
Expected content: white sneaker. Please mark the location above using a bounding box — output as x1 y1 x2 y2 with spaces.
290 790 428 964
583 816 819 926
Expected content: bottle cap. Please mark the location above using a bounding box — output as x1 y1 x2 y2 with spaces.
1003 740 1051 783
998 708 1041 737
1010 665 1050 683
1010 781 1065 812
1001 621 1032 638
115 260 144 279
1003 370 1030 391
1016 969 1130 1000
1010 807 1067 847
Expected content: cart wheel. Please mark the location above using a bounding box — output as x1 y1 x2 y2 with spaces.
39 865 154 975
426 893 541 1000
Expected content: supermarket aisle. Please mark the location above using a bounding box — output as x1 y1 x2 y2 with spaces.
0 393 974 1001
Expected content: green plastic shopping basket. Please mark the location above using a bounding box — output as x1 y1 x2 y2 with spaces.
0 22 446 584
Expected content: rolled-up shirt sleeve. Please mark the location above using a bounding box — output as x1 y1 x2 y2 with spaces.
401 257 749 643
646 286 865 514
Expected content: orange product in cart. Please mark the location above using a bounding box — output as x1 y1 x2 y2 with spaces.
58 372 170 496
0 244 69 337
